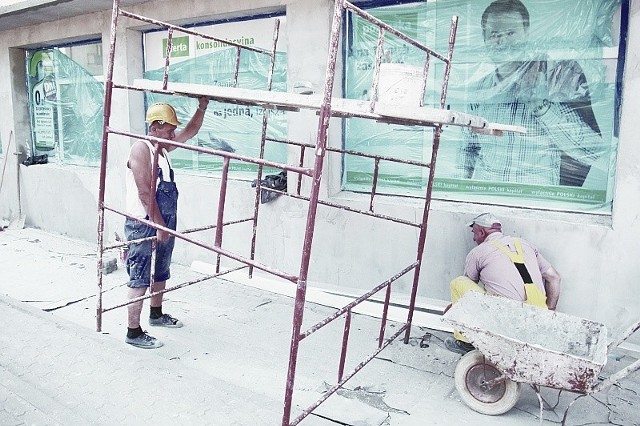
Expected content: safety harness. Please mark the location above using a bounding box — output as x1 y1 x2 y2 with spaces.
491 238 547 308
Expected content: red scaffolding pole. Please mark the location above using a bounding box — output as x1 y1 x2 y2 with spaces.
96 0 521 424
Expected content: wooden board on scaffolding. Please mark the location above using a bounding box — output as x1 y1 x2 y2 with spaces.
132 78 526 133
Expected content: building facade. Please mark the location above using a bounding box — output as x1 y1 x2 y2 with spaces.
0 0 638 345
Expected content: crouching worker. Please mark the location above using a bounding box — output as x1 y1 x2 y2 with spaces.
444 212 561 355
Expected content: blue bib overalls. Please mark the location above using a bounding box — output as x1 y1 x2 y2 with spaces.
125 166 179 288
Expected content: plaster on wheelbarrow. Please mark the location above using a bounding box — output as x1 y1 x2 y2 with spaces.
442 291 608 393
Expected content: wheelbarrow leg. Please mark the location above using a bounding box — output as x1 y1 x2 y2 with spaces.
531 385 544 426
558 358 640 426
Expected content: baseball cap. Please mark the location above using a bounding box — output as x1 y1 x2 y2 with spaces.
467 212 502 228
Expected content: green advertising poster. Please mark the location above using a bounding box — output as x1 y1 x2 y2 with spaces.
27 47 105 164
343 0 621 213
28 51 58 151
143 17 287 175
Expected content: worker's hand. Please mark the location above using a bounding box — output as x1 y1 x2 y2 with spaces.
198 96 210 111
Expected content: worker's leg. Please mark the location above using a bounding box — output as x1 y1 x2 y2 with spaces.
127 286 147 328
150 280 166 308
147 236 182 328
124 218 163 348
449 276 485 342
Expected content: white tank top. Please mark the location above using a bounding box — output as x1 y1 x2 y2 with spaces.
125 140 172 218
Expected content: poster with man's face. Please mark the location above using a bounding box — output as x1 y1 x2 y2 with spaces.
343 0 622 214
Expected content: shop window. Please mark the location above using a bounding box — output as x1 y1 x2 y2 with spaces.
26 41 104 166
343 0 625 214
142 15 287 176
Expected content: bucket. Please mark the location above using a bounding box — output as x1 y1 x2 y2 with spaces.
377 63 424 107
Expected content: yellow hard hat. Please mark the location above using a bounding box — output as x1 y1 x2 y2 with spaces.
145 103 181 126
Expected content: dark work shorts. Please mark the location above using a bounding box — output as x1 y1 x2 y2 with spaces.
124 217 175 288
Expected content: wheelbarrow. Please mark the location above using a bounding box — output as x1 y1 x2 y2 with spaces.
442 291 640 424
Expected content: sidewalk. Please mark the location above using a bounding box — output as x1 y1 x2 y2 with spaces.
0 227 639 425
0 293 280 425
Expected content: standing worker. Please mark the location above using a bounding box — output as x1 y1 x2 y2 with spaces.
124 98 208 349
445 212 561 355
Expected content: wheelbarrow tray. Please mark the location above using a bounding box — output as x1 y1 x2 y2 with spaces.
443 292 608 393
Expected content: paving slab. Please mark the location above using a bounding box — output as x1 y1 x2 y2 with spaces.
0 293 282 425
1 227 639 425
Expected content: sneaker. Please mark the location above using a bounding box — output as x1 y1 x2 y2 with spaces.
444 337 475 355
125 331 163 349
149 313 183 328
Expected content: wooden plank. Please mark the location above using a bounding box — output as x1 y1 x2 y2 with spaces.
133 79 323 111
132 78 526 133
191 262 453 332
373 103 487 129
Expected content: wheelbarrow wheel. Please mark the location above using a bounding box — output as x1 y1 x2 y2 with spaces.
454 350 521 415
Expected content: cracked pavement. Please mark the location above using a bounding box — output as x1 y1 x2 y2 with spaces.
0 227 639 425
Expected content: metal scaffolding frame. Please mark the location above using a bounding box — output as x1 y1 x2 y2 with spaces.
95 0 517 424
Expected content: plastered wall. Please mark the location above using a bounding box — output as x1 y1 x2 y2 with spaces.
0 0 638 345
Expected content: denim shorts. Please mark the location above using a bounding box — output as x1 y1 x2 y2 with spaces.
125 165 178 288
124 217 175 288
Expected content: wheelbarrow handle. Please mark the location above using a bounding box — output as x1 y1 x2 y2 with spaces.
591 357 640 395
607 318 640 352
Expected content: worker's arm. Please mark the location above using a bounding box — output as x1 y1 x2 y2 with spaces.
542 266 561 311
169 97 209 149
128 141 169 242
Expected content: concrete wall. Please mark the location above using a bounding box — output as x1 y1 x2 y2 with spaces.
1 0 639 344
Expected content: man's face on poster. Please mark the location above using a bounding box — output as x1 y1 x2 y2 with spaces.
483 11 528 63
